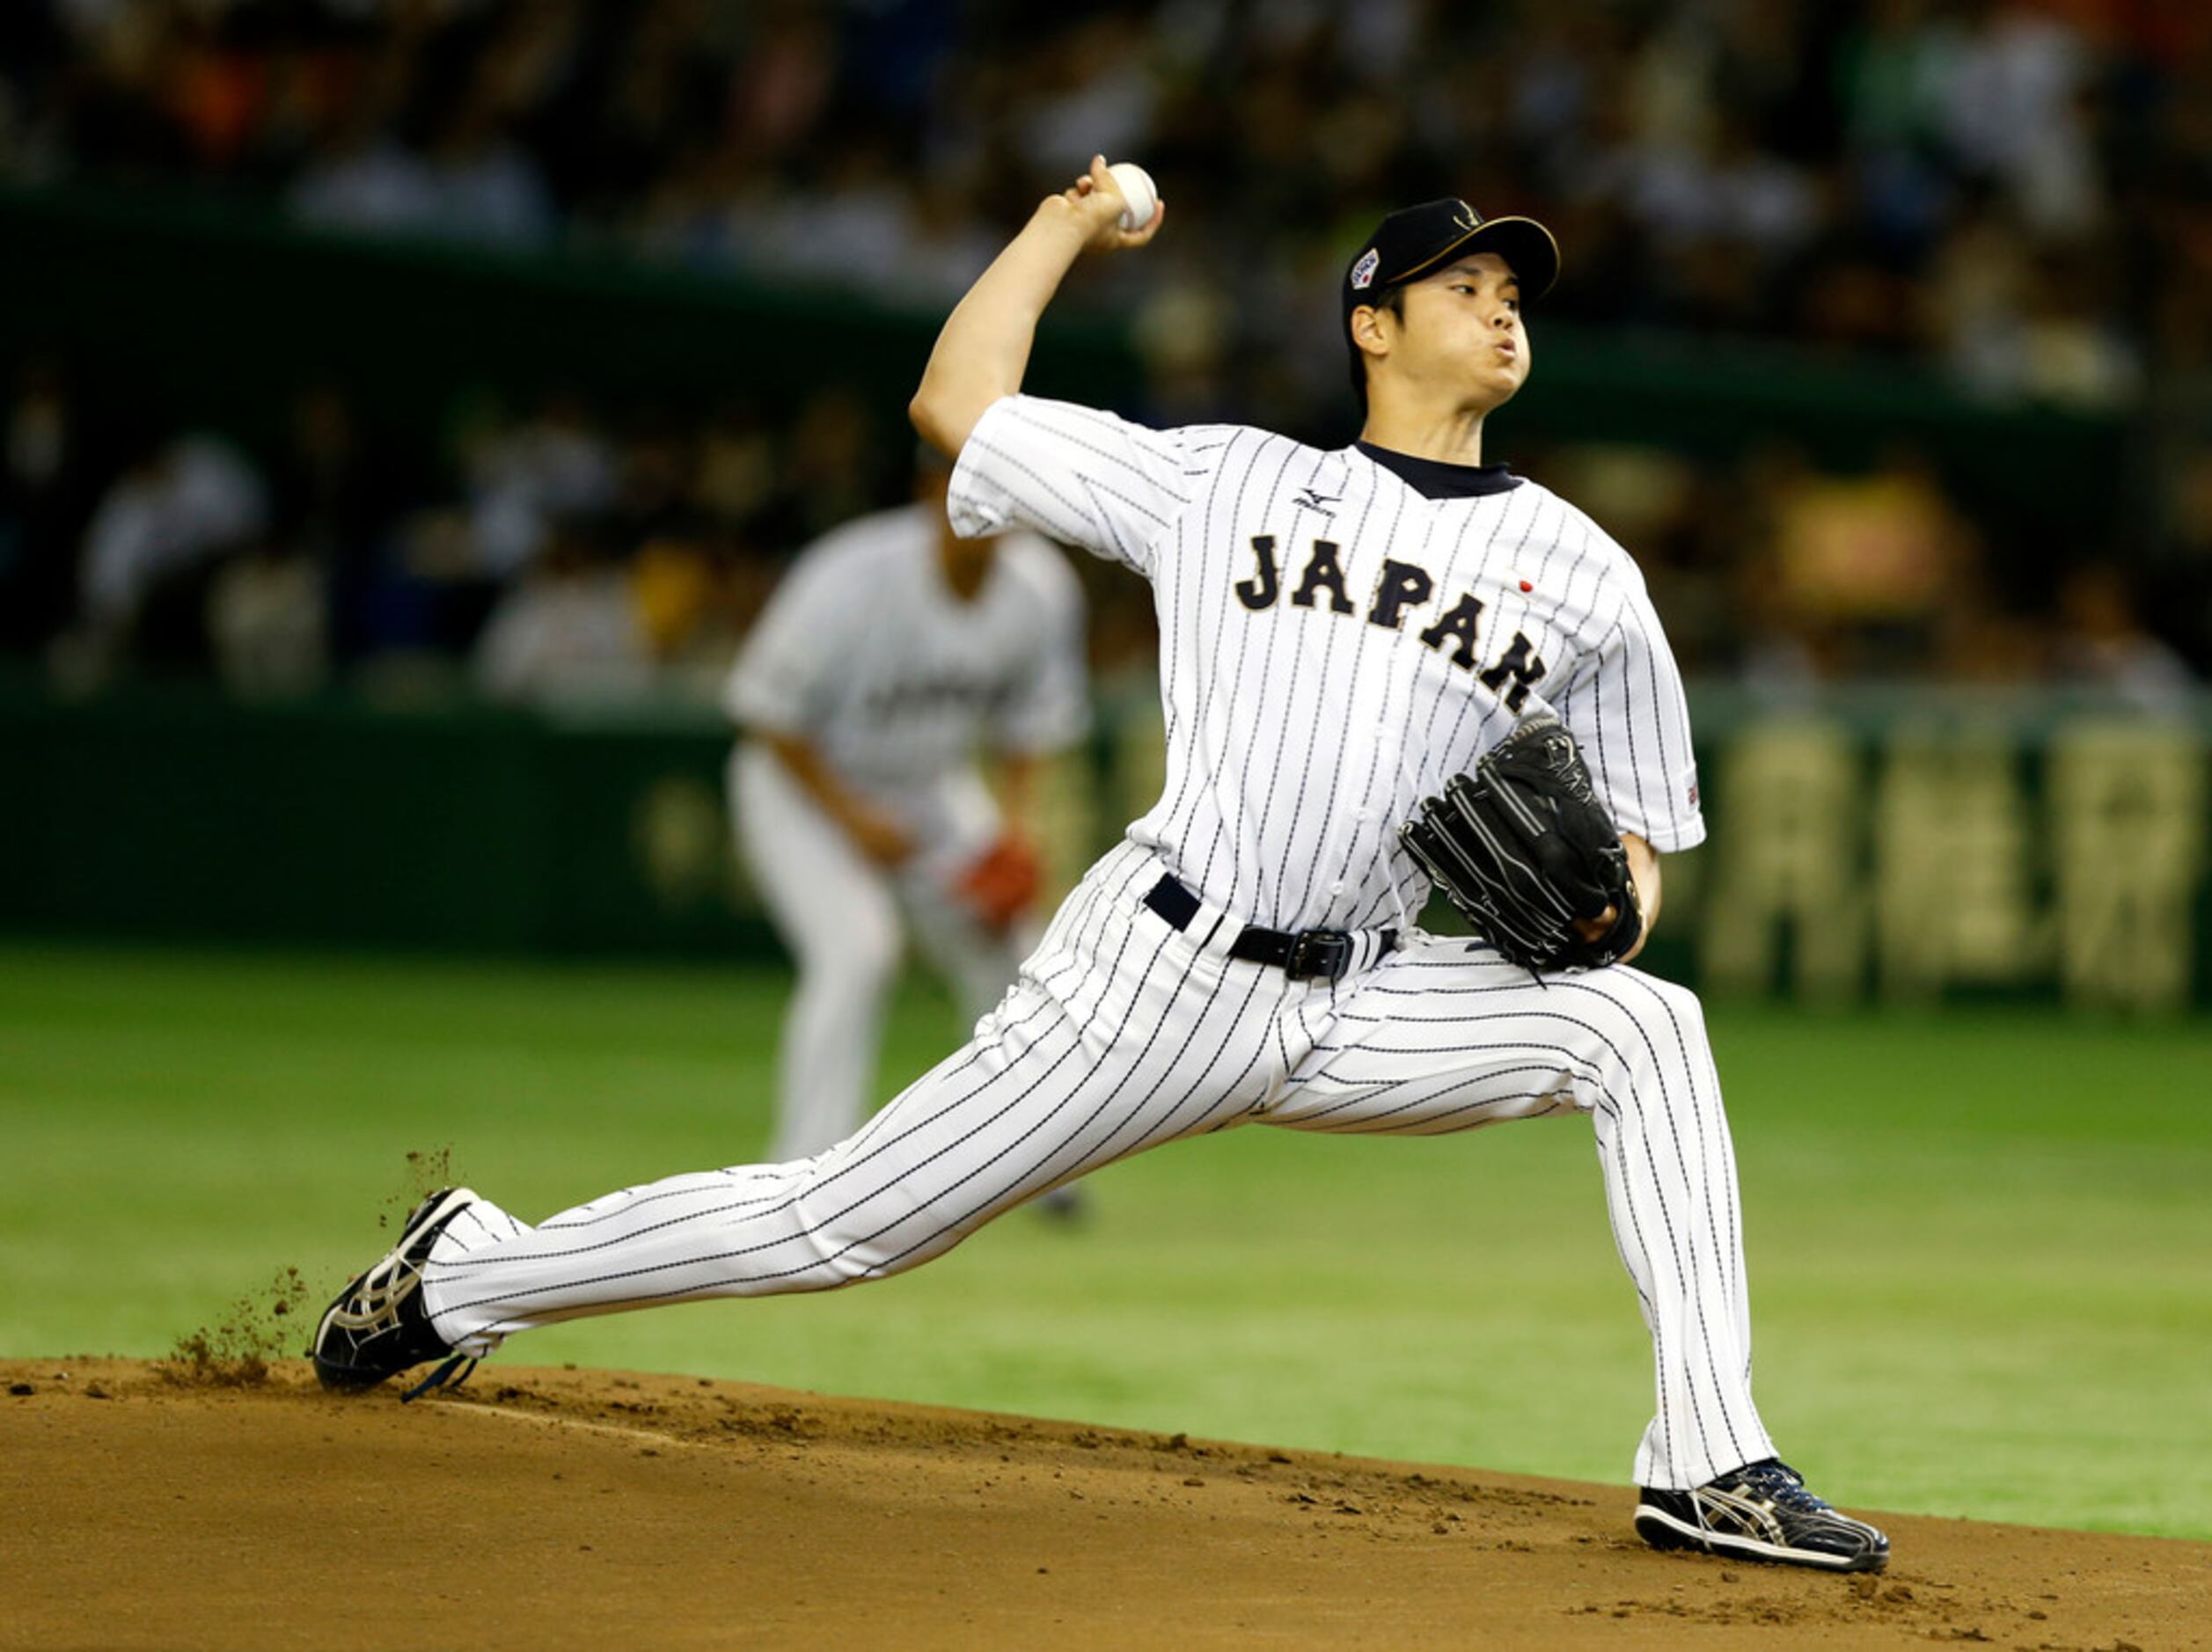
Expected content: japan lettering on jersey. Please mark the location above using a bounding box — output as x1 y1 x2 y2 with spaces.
948 395 1702 933
725 502 1088 790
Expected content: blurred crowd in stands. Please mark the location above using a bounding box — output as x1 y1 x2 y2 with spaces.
1 0 2206 703
6 353 2199 707
0 360 906 703
9 0 2208 398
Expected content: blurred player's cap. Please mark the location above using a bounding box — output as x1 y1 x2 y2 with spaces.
1343 199 1560 318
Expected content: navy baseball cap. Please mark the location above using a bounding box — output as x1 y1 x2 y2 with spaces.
1344 199 1560 398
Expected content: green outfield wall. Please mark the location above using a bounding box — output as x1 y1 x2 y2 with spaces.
3 684 2205 1010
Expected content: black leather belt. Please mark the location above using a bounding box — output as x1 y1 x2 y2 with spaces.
1142 874 1395 983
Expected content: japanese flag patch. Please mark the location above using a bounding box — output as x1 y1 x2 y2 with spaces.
1351 247 1380 291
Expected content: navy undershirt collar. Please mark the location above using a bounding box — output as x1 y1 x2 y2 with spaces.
1356 441 1522 499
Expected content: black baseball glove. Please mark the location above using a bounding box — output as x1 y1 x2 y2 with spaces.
1399 712 1643 972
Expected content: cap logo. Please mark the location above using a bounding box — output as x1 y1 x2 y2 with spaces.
1453 201 1480 230
1351 247 1380 290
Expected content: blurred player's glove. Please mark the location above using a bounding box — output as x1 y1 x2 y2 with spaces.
956 833 1044 931
1398 712 1642 972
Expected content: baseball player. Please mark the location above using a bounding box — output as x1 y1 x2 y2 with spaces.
725 453 1089 1176
315 159 1889 1574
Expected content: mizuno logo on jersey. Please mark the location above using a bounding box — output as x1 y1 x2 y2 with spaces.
1293 486 1339 516
1232 535 1549 711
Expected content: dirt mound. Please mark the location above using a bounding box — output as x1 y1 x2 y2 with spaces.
3 1358 2204 1648
156 1267 313 1388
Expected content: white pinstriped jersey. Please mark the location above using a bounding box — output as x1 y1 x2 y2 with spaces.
948 395 1703 933
407 388 1774 1508
724 502 1089 792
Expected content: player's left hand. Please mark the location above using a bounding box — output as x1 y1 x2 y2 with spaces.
956 832 1045 931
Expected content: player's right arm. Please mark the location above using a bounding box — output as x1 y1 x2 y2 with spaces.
755 730 913 866
726 533 913 866
908 156 1161 458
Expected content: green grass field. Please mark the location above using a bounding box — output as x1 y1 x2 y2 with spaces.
4 941 2208 1540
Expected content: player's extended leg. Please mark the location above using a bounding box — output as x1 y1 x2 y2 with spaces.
732 745 902 1162
1263 939 1771 1494
407 844 1282 1356
909 883 1107 1221
894 766 1035 1035
904 883 1103 1222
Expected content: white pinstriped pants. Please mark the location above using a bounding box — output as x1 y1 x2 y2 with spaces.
732 744 1024 1163
421 840 1774 1489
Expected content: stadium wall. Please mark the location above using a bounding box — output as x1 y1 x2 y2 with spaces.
3 684 2205 1010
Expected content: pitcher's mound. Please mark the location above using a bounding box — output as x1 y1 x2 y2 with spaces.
4 1358 2202 1648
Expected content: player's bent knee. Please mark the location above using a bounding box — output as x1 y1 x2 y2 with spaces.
1564 968 1709 1078
1621 969 1706 1031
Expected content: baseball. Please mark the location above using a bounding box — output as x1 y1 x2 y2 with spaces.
1106 161 1158 230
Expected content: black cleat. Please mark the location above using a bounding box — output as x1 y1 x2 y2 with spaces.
311 1187 477 1395
1635 1458 1890 1573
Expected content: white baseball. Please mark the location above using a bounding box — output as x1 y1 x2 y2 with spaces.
1106 162 1159 231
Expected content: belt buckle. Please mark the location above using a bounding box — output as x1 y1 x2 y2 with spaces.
1286 929 1351 982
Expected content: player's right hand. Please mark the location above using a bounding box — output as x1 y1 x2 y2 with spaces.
1054 155 1164 253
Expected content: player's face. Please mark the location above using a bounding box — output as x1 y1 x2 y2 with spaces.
1395 252 1529 410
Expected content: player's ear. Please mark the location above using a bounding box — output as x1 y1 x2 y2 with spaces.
1349 304 1392 364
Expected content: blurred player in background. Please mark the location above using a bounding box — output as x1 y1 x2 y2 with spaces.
724 451 1090 1185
